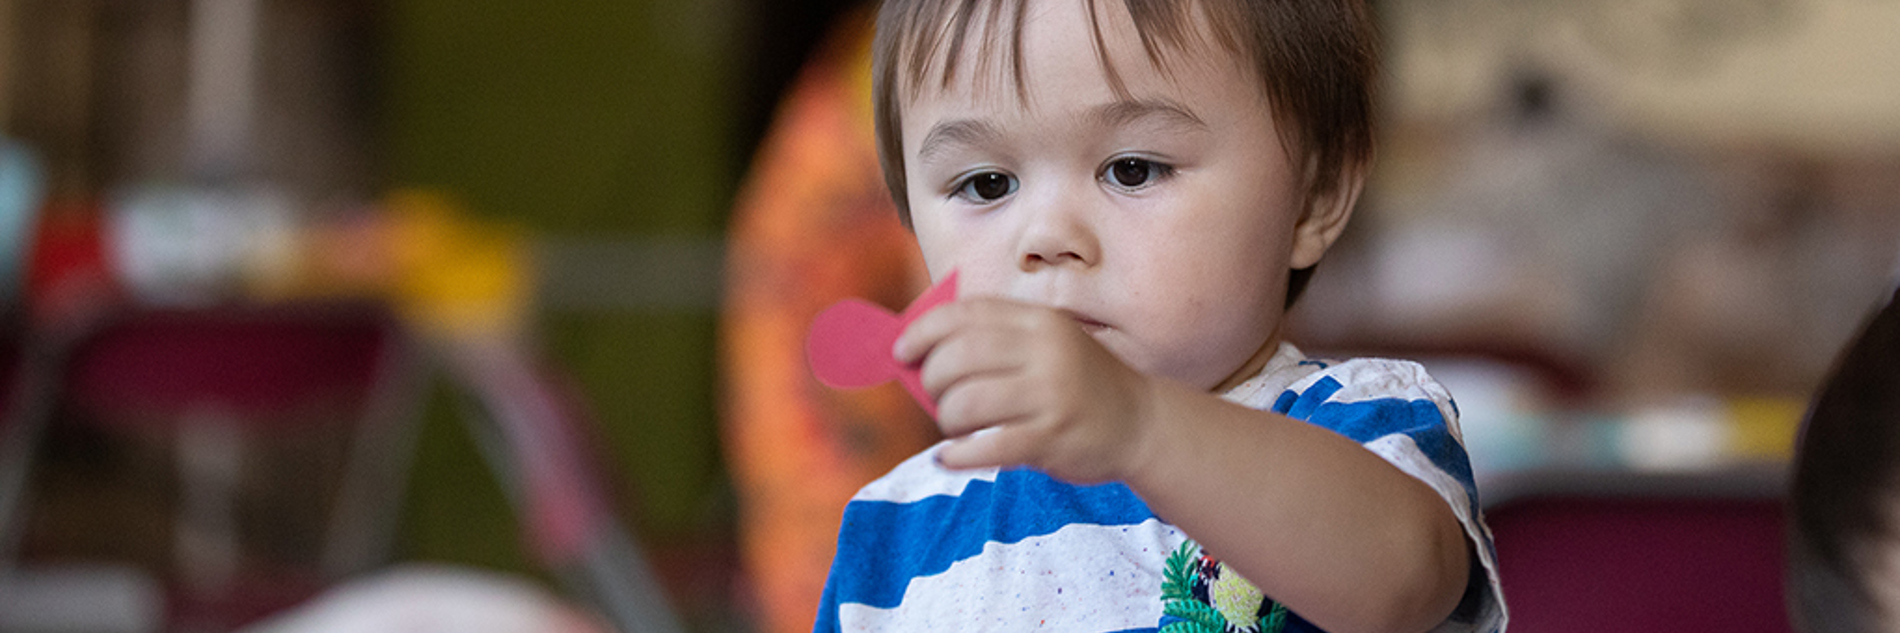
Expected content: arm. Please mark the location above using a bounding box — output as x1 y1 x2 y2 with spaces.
897 298 1470 633
1128 378 1470 633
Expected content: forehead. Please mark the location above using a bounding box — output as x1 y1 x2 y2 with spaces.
892 0 1253 109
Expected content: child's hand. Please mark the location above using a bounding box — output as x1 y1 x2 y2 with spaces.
893 297 1155 483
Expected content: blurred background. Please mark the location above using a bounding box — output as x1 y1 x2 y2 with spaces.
0 0 1895 632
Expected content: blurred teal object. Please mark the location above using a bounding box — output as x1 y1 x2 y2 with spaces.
0 139 46 307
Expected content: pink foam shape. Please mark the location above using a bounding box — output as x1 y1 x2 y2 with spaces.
806 299 904 389
805 271 958 417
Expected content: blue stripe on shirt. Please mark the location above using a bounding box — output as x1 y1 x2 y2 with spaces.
816 372 1484 632
819 469 1157 619
1272 376 1478 503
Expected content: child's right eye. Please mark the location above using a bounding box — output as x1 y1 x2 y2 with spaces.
953 171 1018 203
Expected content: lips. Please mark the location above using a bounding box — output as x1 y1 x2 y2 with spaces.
1061 309 1110 333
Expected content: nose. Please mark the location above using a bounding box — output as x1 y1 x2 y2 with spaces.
1015 201 1099 271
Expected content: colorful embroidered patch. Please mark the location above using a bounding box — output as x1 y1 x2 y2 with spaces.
1160 540 1288 633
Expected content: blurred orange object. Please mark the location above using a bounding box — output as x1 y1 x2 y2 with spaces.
718 11 936 633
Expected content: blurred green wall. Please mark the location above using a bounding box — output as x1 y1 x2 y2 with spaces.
379 0 737 573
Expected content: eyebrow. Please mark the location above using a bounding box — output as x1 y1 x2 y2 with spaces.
912 98 1208 165
916 118 1006 166
1085 98 1207 132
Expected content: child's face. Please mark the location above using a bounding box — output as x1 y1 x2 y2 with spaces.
900 0 1334 391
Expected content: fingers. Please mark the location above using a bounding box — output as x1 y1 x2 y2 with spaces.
891 300 969 365
897 298 1043 398
892 298 1110 474
893 297 1053 365
931 376 1034 471
937 425 1025 470
915 323 1028 400
934 369 1036 437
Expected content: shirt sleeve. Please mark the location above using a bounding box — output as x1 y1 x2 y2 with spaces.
1269 358 1508 633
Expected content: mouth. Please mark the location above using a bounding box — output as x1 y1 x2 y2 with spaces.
1061 309 1111 334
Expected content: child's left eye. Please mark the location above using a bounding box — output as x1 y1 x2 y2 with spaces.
1101 157 1172 190
953 171 1019 203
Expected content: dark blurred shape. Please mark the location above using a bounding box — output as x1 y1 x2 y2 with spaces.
732 0 866 176
1511 70 1555 130
1789 287 1900 633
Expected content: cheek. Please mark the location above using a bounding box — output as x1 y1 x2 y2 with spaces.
912 213 1011 290
909 210 961 280
1148 290 1279 388
1144 206 1290 288
1114 213 1287 384
914 239 955 283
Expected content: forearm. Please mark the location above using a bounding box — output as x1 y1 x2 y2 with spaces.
1124 377 1469 633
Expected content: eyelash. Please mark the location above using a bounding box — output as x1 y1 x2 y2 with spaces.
951 170 1018 204
946 155 1176 204
1099 155 1175 192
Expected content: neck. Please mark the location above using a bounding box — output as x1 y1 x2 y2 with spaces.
1210 320 1288 394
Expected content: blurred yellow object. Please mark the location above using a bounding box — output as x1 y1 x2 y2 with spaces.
384 190 535 341
1727 396 1804 462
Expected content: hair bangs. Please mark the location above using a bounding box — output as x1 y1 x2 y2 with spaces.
875 0 1270 226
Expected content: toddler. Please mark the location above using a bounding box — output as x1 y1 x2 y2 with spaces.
815 1 1506 631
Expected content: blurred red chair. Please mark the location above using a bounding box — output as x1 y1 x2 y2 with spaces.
0 303 684 633
0 304 421 630
1486 468 1792 633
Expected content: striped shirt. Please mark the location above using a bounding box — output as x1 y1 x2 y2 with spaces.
815 343 1506 632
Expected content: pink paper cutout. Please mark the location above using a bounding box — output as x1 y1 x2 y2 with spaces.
806 271 959 417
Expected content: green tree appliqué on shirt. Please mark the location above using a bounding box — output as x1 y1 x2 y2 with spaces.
1161 540 1288 633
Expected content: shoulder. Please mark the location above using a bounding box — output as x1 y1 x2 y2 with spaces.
1262 356 1481 520
1276 359 1508 633
1298 357 1454 406
1267 357 1463 446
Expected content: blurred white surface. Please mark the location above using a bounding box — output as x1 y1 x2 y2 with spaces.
0 564 165 633
239 565 609 633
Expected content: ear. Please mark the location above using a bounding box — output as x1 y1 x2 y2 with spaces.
1289 157 1365 270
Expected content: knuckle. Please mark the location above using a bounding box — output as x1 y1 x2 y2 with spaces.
938 391 970 426
1017 308 1053 331
918 363 948 394
938 300 968 321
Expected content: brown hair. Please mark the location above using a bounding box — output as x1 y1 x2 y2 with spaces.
871 0 1376 305
1790 287 1900 632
